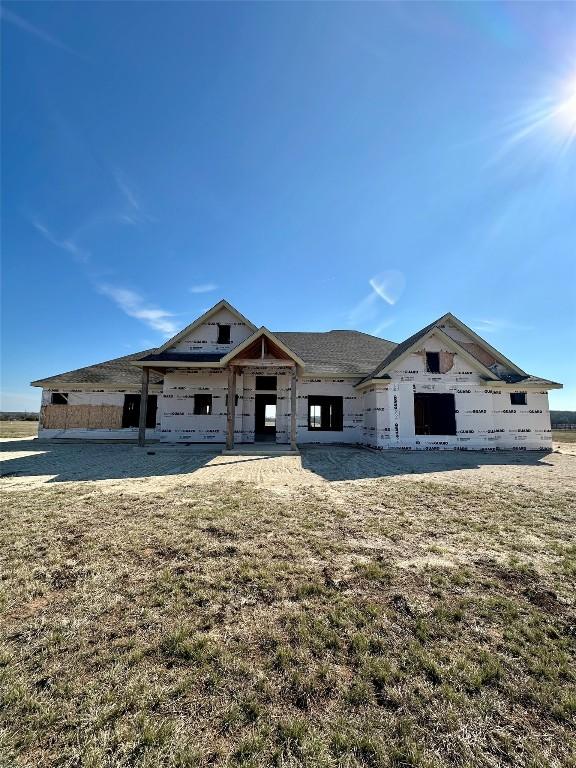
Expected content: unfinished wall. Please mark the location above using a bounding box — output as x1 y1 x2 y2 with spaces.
490 389 552 450
161 369 243 443
240 372 255 443
366 334 552 450
168 308 254 355
36 353 552 450
296 377 363 444
275 372 292 445
362 379 552 452
38 388 162 440
362 387 390 447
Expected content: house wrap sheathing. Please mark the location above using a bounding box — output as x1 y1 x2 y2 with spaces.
32 300 561 450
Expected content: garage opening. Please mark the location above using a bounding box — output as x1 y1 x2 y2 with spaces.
414 393 456 436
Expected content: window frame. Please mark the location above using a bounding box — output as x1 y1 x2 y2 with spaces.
307 396 343 432
426 352 441 373
217 324 231 344
194 393 213 415
51 392 68 405
510 392 527 406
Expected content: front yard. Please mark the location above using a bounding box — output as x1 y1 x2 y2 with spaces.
0 420 38 439
1 443 575 767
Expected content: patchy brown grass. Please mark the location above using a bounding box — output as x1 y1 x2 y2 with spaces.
553 429 576 444
1 474 575 767
0 420 38 438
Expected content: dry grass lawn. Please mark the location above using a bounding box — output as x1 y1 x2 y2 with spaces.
1 443 575 768
553 429 576 444
0 420 38 439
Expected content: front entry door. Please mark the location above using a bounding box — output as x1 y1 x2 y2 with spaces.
254 394 277 441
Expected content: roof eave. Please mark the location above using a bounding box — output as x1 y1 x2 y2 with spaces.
490 380 563 390
355 377 392 391
131 360 223 369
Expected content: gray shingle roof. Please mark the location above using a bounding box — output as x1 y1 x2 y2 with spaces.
31 350 164 388
29 325 559 390
497 375 562 387
30 331 398 387
274 331 397 376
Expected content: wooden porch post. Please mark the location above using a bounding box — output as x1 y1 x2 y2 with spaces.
290 367 297 450
226 366 236 450
138 367 150 447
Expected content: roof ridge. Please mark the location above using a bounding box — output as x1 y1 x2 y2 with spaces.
275 329 398 343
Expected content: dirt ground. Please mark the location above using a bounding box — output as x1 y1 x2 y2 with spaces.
1 437 575 495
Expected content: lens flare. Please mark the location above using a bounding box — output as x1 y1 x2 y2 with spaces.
554 76 576 144
495 70 576 164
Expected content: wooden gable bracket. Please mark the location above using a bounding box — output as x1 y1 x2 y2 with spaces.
221 327 305 369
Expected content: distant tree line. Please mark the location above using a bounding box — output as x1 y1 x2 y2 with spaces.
0 412 39 421
551 411 576 426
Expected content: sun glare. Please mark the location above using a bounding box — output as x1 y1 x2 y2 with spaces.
497 70 576 162
554 77 576 137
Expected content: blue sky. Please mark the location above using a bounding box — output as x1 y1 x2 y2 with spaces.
2 1 575 412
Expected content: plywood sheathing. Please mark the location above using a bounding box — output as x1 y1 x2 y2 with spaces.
460 342 496 368
41 405 123 430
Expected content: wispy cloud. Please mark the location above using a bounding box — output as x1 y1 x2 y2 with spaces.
371 318 396 337
114 171 140 211
348 291 380 327
113 170 155 225
98 284 178 337
32 219 91 264
472 318 533 335
1 7 84 59
189 283 218 294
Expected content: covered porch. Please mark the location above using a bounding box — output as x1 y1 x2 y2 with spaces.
135 328 302 450
224 360 298 451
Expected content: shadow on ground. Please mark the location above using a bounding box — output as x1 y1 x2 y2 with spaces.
299 445 554 481
0 439 556 485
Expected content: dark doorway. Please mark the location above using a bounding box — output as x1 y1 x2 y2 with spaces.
255 394 277 442
414 393 456 436
122 394 157 429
